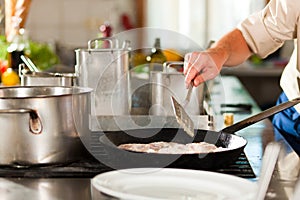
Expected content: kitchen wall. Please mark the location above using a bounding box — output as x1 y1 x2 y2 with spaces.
145 0 265 48
26 0 266 49
25 0 136 48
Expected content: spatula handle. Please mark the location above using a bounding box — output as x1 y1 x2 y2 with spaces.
184 84 193 103
221 97 300 134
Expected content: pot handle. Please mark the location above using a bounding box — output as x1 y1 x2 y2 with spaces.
121 40 131 50
88 37 116 49
163 61 184 73
0 108 43 135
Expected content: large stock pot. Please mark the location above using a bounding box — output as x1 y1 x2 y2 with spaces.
0 86 92 165
150 62 205 116
75 37 131 131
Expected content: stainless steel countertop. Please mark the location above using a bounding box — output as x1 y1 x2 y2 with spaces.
0 76 299 200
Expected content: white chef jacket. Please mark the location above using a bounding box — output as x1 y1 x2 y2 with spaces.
237 0 300 112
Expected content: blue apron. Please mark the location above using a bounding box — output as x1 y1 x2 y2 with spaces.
272 92 300 138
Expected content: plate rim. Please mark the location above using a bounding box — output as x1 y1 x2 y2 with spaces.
91 168 257 200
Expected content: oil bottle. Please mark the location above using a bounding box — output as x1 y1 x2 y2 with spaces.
148 38 166 71
7 16 26 73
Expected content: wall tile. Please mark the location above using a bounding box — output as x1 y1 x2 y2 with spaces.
25 0 135 47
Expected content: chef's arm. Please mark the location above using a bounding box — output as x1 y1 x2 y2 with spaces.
208 28 252 67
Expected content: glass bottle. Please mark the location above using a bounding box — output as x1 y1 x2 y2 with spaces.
7 16 25 73
148 38 166 71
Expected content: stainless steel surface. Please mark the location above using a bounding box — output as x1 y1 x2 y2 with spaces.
150 71 204 116
0 178 91 200
0 108 42 134
256 142 281 200
95 115 213 131
170 80 195 137
19 63 77 86
171 96 194 137
20 72 77 86
75 37 131 131
0 86 92 165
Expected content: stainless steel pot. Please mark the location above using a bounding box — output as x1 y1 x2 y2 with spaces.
19 64 77 86
75 37 131 131
150 62 205 116
0 86 92 165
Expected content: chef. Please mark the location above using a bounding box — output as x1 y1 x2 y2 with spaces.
184 0 300 139
5 0 32 42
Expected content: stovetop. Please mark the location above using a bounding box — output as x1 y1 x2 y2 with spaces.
0 151 255 179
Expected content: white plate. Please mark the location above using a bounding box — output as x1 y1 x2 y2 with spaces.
91 168 257 200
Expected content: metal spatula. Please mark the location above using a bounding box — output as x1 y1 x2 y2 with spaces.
171 84 195 137
172 41 214 137
182 84 193 107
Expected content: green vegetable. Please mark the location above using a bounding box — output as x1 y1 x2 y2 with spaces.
0 35 60 71
0 35 9 61
28 41 60 71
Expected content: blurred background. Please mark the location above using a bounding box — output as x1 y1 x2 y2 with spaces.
0 0 293 109
23 0 265 48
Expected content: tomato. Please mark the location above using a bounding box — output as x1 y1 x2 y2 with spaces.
0 60 8 75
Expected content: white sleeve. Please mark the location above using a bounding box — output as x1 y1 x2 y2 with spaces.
237 0 299 58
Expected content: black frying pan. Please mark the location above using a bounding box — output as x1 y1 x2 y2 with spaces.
99 97 300 170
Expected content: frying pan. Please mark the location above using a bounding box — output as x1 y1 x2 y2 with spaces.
99 97 300 170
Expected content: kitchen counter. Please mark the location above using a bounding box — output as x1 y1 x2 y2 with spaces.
221 61 284 109
0 76 299 199
221 61 284 77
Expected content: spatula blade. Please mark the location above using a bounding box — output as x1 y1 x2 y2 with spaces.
171 96 195 137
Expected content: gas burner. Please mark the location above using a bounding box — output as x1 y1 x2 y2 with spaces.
0 151 255 179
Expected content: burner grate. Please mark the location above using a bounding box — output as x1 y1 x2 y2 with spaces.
215 152 256 179
0 152 255 179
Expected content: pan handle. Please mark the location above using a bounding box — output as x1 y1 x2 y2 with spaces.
0 108 43 135
221 97 300 134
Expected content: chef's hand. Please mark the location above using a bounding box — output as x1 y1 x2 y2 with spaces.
183 29 253 88
183 51 223 88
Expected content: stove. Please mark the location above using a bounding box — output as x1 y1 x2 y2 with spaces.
0 112 256 180
0 117 255 179
0 150 255 179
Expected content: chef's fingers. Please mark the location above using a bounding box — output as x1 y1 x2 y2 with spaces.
185 66 200 88
193 65 220 86
184 52 204 87
184 51 221 87
183 52 202 75
183 53 192 75
192 75 205 87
